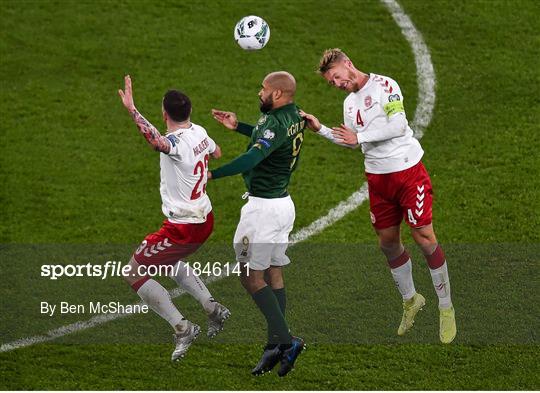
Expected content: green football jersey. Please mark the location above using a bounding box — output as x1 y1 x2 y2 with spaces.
244 103 306 198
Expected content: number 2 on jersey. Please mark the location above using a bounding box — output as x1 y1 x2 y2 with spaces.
191 154 210 200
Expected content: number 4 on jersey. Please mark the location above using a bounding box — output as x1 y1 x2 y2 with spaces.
356 109 364 127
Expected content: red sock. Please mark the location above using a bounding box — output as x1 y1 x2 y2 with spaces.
131 275 150 292
388 250 410 269
425 244 446 269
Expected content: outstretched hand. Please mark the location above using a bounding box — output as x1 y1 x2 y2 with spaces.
332 124 359 146
299 110 321 132
118 75 136 113
211 109 238 130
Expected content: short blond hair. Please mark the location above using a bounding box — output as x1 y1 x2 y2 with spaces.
318 48 349 74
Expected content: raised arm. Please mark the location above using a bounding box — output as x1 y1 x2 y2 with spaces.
118 75 171 154
300 110 356 148
211 109 254 137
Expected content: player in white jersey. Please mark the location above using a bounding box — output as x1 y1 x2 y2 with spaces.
301 49 456 343
118 75 230 361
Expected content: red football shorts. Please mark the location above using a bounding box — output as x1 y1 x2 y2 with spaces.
366 162 433 230
133 212 214 266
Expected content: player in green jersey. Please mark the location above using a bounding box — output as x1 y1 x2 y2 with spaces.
209 71 306 377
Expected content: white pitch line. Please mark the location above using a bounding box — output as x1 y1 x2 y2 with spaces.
380 0 436 138
0 275 226 353
295 0 436 242
290 183 369 244
0 0 436 353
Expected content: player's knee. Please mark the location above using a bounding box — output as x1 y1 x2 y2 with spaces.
412 226 437 254
270 276 284 289
240 270 266 294
124 258 150 292
265 267 284 288
124 256 143 285
412 226 437 247
380 243 403 260
378 236 402 259
123 273 132 284
241 279 264 294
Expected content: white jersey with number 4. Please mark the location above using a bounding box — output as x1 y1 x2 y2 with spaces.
347 73 423 174
160 123 216 224
320 73 424 174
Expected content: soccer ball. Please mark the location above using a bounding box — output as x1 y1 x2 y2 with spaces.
234 15 270 51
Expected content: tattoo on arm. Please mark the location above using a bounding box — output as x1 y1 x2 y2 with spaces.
131 109 171 153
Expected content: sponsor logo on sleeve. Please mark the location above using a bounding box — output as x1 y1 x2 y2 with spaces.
388 94 401 102
166 134 178 147
256 138 271 148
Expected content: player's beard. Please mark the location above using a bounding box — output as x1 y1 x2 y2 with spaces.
346 69 359 92
259 94 273 113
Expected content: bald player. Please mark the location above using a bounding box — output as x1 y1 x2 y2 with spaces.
209 71 306 377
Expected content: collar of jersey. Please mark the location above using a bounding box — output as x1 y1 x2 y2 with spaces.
355 73 374 94
266 102 296 114
166 123 193 135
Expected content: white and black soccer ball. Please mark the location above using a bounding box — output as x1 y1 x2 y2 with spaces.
234 15 270 51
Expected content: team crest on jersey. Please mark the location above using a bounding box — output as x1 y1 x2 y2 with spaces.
257 115 267 125
388 94 401 102
240 236 250 257
364 96 372 107
263 129 275 140
347 106 353 115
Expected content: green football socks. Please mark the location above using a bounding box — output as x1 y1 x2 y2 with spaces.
252 286 291 345
273 287 287 315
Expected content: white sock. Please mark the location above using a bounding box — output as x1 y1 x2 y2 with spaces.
137 279 187 331
429 262 452 309
391 259 416 301
171 261 215 314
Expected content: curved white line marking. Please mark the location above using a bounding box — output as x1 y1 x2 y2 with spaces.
290 183 369 244
292 0 436 243
380 0 436 139
0 0 436 353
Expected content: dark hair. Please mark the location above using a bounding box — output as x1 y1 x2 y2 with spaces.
163 90 191 122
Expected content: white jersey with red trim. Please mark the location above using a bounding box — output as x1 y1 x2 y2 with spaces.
343 73 424 174
160 123 216 224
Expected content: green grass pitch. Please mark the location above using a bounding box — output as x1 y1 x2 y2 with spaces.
1 0 539 390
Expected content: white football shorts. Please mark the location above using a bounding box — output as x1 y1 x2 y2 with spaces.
233 195 295 271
